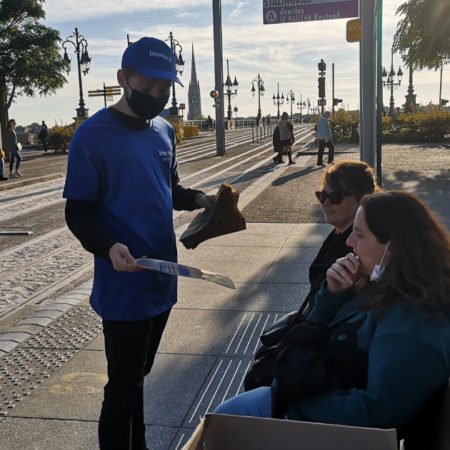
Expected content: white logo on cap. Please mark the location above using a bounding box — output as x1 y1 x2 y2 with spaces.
149 50 172 63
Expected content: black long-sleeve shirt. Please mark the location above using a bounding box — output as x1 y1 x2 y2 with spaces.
65 107 203 258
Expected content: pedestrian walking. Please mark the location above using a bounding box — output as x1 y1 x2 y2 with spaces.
5 119 22 178
277 112 295 165
316 111 334 165
272 124 283 164
63 37 215 450
38 120 49 153
0 148 7 180
206 115 214 131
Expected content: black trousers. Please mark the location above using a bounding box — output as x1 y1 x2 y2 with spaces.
317 139 335 164
98 308 171 450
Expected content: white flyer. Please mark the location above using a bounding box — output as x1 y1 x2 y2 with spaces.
136 258 235 289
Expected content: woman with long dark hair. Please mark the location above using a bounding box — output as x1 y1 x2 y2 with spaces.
216 191 450 434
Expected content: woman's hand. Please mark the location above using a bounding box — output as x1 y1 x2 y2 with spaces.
326 253 360 293
109 243 139 272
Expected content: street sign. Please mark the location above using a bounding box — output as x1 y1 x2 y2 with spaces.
179 103 186 110
88 84 122 107
263 0 358 25
347 18 361 42
318 99 327 106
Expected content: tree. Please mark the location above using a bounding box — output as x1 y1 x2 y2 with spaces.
0 0 68 147
393 0 450 70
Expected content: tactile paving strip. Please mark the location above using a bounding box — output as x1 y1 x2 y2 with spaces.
0 306 101 421
173 312 282 449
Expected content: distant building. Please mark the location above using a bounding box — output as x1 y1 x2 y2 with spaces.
188 44 202 120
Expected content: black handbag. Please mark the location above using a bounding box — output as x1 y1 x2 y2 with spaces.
260 311 299 348
243 307 307 392
271 315 368 419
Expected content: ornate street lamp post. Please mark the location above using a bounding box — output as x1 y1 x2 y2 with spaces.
272 83 284 119
297 99 306 123
286 90 295 120
62 27 92 120
224 59 238 121
166 31 184 115
251 74 265 126
404 65 417 113
382 47 403 116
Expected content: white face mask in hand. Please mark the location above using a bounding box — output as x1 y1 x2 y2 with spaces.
370 241 390 282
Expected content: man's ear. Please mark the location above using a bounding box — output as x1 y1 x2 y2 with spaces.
117 69 127 88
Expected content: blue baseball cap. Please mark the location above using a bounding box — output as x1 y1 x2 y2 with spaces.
122 37 183 86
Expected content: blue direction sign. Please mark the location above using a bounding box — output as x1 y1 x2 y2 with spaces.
263 0 358 24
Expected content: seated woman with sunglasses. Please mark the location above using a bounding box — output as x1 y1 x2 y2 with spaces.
217 191 450 434
244 160 380 391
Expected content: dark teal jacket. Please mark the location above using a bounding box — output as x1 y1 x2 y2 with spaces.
286 283 450 430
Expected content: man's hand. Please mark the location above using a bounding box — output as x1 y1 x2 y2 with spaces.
326 253 359 293
195 193 216 209
109 243 139 272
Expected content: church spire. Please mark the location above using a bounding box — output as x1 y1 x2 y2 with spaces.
190 43 198 84
188 42 202 120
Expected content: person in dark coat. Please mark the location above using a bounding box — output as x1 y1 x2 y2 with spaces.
276 112 295 164
272 125 283 164
38 121 49 153
5 119 22 178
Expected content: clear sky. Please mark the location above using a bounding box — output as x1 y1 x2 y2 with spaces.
9 0 449 126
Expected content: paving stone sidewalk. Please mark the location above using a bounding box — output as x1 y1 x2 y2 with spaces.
0 142 448 449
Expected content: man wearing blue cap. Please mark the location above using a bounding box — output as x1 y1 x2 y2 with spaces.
63 37 214 449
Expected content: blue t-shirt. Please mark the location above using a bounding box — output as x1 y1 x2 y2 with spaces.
63 108 178 320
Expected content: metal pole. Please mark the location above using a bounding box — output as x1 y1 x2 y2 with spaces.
389 48 394 116
332 63 335 113
212 0 225 155
300 93 303 123
359 0 377 167
291 93 293 120
257 74 261 122
439 65 443 107
376 0 383 186
226 60 232 121
75 28 86 118
277 83 280 119
169 32 178 115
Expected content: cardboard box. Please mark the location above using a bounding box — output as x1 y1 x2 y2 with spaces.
182 413 397 450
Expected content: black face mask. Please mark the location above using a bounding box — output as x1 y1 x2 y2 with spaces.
125 88 170 120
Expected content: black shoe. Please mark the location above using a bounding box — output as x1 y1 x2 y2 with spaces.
288 160 296 165
317 162 325 166
0 176 7 181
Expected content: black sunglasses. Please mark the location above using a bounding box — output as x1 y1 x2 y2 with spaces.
315 190 351 205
